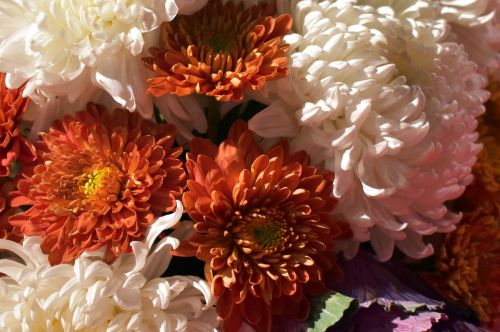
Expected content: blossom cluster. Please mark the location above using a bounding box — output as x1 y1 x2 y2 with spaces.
0 0 498 331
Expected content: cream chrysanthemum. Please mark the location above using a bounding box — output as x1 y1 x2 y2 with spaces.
0 0 208 117
0 202 218 332
438 0 500 74
250 0 488 261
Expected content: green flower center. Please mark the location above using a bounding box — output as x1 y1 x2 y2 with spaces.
251 222 285 249
232 207 290 255
206 35 233 53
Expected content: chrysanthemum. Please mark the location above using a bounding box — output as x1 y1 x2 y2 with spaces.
177 121 351 331
0 73 36 177
438 0 500 74
250 0 487 261
461 81 500 208
9 103 186 264
0 0 208 116
427 82 500 329
144 0 291 101
0 179 21 241
431 206 500 328
0 203 218 332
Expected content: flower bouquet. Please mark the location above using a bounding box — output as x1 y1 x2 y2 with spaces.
0 0 498 331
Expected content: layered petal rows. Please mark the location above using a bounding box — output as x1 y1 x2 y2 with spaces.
10 103 185 264
178 121 351 331
250 0 489 260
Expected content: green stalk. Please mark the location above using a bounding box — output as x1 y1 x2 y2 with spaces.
206 97 221 143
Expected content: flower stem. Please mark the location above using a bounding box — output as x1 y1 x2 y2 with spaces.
206 97 220 143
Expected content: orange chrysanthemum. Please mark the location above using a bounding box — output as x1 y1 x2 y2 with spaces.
432 206 500 328
9 103 186 265
177 121 351 332
144 0 291 101
0 73 36 177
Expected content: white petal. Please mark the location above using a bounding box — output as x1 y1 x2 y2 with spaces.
175 0 208 15
249 101 299 137
93 51 134 109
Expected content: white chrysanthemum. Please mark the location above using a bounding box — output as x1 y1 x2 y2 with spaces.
0 0 208 117
250 0 488 261
438 0 500 74
0 202 218 332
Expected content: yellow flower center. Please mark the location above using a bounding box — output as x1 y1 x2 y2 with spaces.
83 167 113 196
78 166 122 201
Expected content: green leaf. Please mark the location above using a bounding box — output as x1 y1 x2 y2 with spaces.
307 291 358 332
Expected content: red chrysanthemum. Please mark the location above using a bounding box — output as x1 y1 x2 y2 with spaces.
9 103 186 264
0 73 36 177
177 121 351 331
144 0 291 101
